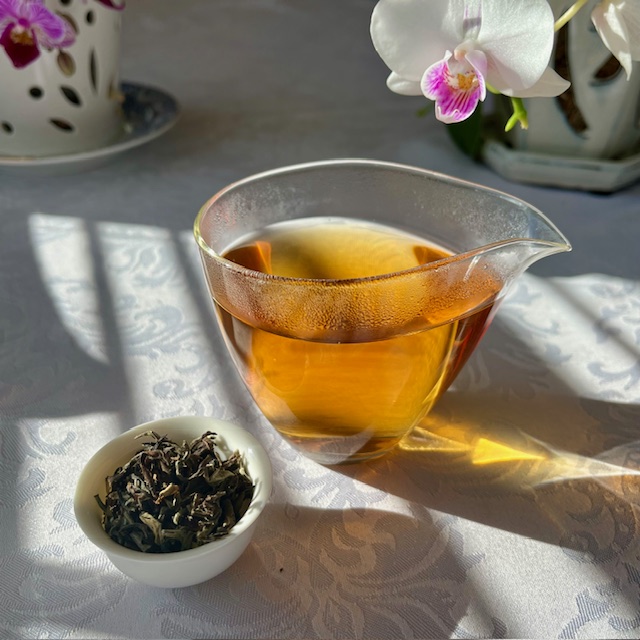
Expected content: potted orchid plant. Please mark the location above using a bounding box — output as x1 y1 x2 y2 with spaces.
370 0 640 190
0 0 125 157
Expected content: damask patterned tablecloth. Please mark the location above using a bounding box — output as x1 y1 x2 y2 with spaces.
1 212 638 639
1 1 640 638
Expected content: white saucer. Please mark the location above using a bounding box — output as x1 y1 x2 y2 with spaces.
0 82 179 175
482 135 640 193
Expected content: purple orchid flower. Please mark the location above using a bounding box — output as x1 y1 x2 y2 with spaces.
0 0 75 68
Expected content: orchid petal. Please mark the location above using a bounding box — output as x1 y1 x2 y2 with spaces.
386 71 422 95
0 0 21 21
502 66 570 98
592 1 640 80
94 0 125 10
476 0 557 93
55 15 76 48
27 3 66 45
371 0 453 82
618 1 640 59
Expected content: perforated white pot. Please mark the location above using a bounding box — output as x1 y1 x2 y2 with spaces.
0 0 123 157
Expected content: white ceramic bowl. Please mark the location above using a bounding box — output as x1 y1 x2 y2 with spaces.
74 416 272 588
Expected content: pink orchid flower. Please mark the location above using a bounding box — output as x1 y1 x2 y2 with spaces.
371 0 570 124
0 0 74 68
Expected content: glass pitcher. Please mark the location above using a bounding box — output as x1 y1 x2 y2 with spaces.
194 159 571 465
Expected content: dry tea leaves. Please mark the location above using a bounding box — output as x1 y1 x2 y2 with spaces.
95 431 255 553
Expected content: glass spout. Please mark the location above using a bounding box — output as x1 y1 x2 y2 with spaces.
369 159 572 279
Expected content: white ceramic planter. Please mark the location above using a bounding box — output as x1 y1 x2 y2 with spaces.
0 0 124 157
483 0 640 191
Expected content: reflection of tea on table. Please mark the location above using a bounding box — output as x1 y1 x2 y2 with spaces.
218 217 499 463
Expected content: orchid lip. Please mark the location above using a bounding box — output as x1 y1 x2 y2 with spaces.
422 49 486 123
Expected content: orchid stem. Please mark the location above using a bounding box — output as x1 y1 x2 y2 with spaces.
505 97 528 131
554 0 590 31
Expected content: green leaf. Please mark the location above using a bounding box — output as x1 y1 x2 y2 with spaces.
445 103 484 160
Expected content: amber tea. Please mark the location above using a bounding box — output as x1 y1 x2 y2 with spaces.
195 161 571 464
216 217 500 463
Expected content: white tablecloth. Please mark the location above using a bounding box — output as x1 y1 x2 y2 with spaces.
1 1 639 638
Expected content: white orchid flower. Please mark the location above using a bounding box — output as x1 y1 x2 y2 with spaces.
370 0 570 124
591 0 640 79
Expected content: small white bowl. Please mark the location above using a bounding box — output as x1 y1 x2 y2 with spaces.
74 416 272 588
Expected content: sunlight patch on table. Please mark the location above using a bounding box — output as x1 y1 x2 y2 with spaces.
27 214 109 365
